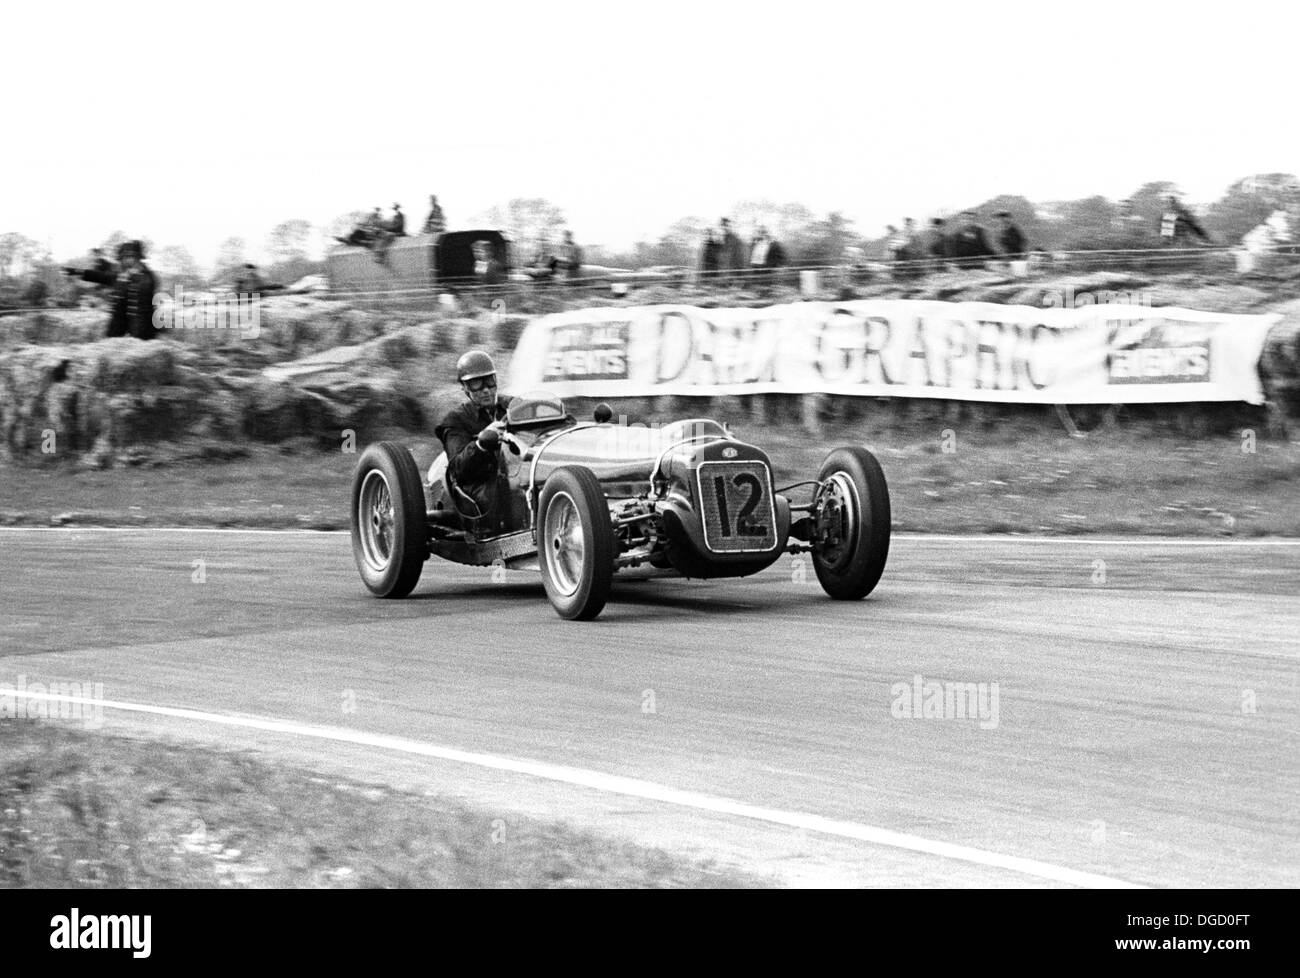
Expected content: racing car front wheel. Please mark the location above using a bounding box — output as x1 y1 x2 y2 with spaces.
812 446 891 600
536 466 615 621
351 442 428 598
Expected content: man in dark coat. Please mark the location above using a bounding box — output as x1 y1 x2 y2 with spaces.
434 350 514 532
67 240 159 340
927 218 950 263
386 203 406 236
720 218 746 285
948 212 995 267
558 230 583 280
699 229 721 281
422 195 446 235
994 211 1026 259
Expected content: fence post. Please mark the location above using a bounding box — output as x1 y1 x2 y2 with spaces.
801 393 826 436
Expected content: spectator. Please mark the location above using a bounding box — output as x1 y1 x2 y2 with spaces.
66 240 159 340
748 225 787 288
699 228 721 281
749 225 772 276
1160 195 1213 245
386 203 406 236
948 211 995 267
474 240 506 286
720 218 746 285
884 224 902 260
234 263 265 293
926 218 950 270
422 195 447 235
558 229 583 280
527 234 559 281
994 211 1026 259
901 218 919 258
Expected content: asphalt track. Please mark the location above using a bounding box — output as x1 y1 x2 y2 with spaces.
1 528 1297 887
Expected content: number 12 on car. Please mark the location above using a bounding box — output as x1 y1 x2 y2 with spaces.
698 461 778 553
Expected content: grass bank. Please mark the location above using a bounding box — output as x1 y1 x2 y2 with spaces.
2 417 1297 536
0 721 762 888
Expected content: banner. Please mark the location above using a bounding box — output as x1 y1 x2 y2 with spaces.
508 300 1278 404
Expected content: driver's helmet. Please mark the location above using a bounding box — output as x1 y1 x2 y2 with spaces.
457 350 498 407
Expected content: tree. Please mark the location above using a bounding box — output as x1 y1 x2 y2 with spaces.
965 195 1044 249
479 198 566 257
1204 173 1300 245
154 245 204 288
267 219 313 264
1124 180 1182 236
212 236 249 284
1058 196 1122 250
323 211 369 251
731 200 816 245
0 232 43 279
651 215 708 266
795 211 858 265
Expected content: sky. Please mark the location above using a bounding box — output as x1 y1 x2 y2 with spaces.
3 0 1297 268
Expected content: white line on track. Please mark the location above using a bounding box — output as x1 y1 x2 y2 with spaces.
9 687 1143 889
3 526 1299 546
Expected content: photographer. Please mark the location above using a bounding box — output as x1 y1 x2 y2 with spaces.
64 240 160 340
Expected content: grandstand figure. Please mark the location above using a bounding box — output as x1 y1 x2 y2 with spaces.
422 195 447 235
926 218 950 271
720 218 746 286
994 211 1026 259
386 203 406 236
948 211 996 268
558 230 584 280
699 229 721 281
234 263 265 293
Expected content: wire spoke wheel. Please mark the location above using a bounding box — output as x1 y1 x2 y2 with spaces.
543 491 585 597
536 466 614 620
349 442 428 598
358 470 396 571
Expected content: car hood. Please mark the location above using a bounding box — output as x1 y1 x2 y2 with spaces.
529 420 728 487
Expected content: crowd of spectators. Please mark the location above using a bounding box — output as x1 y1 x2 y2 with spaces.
698 218 789 286
883 210 1026 272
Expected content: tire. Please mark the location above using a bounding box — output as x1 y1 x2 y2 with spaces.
535 466 615 621
811 446 891 600
350 441 428 598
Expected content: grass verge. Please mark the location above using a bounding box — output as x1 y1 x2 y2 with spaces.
2 417 1298 536
0 720 764 888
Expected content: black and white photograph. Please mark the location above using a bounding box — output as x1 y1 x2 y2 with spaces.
0 0 1295 946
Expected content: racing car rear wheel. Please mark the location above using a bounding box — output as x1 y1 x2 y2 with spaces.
812 446 891 600
351 442 428 598
536 466 615 621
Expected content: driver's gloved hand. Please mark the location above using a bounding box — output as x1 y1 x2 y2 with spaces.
476 425 501 452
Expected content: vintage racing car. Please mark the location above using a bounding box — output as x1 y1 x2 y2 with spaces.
349 394 890 620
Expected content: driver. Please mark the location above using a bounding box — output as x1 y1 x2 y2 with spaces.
435 350 514 529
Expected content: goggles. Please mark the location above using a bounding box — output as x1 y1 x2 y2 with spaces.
463 375 496 392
